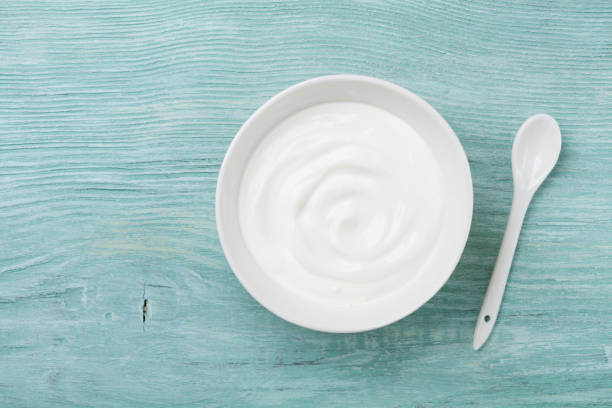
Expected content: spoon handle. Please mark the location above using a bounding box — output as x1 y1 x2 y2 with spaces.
473 194 530 350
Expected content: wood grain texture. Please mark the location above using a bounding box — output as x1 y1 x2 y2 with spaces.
1 0 611 406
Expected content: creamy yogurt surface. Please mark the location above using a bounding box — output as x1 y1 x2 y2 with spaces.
239 102 444 305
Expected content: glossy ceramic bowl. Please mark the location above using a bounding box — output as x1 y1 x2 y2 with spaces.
216 75 473 332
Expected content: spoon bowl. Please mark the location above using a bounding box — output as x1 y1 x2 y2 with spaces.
512 114 562 193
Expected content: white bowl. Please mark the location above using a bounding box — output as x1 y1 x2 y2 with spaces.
216 75 473 333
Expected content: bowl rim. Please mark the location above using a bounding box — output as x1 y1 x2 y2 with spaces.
216 74 473 332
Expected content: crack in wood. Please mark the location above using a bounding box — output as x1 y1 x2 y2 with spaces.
142 298 148 324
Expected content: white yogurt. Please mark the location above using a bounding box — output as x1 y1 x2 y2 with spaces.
239 102 444 305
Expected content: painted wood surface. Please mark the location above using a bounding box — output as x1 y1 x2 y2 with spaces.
1 1 611 406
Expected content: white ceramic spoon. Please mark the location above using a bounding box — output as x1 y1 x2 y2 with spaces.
473 114 562 350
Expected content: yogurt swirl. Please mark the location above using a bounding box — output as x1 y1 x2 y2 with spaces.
239 102 444 305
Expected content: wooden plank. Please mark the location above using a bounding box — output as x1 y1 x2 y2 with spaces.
1 0 611 406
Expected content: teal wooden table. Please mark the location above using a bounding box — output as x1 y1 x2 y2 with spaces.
1 1 611 406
